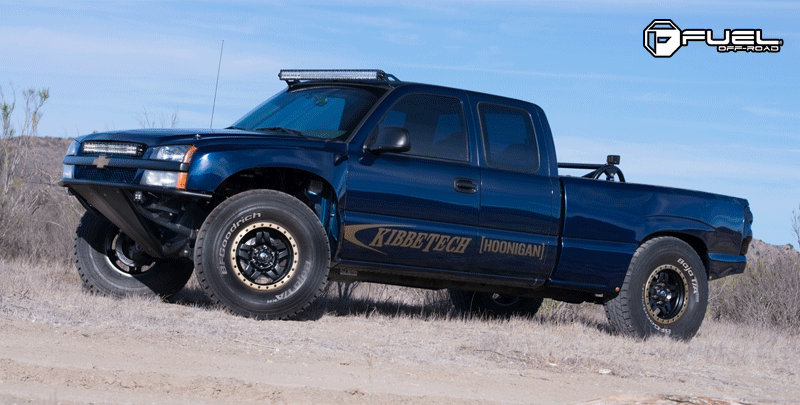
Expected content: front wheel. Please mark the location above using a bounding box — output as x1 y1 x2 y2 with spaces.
449 290 544 317
74 211 194 299
194 190 330 319
604 237 708 340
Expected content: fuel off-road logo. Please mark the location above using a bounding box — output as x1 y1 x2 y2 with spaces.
644 19 783 57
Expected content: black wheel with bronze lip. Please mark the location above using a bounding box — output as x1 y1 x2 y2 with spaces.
194 190 330 319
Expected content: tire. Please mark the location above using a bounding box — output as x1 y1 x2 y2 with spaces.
449 289 544 317
194 190 330 320
604 237 708 340
74 211 194 299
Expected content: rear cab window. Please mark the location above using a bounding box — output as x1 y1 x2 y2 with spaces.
478 103 539 173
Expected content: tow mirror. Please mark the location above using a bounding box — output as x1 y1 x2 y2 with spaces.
366 127 411 154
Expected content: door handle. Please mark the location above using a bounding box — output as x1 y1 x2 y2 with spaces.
454 178 478 194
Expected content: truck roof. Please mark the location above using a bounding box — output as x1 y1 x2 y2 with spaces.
280 69 538 110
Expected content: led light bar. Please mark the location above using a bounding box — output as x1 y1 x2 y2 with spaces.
81 141 145 157
278 69 387 82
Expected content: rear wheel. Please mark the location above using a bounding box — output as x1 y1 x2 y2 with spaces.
449 289 544 317
604 237 708 340
74 211 193 299
194 190 330 319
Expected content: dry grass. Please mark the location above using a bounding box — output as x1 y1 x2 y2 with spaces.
2 257 799 395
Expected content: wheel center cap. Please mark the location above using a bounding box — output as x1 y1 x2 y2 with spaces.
251 246 275 269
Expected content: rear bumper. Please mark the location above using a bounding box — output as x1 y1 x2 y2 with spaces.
59 178 212 258
707 253 747 280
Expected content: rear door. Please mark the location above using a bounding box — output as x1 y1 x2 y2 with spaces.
471 97 560 280
341 86 480 271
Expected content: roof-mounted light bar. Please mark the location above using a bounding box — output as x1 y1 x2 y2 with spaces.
278 69 398 83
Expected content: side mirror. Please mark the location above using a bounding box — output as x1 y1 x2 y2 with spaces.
366 127 411 154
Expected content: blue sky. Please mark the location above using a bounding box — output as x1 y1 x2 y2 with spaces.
2 1 798 246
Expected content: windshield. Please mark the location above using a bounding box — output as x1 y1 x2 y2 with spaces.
231 86 384 140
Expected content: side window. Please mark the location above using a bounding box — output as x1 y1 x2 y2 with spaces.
479 103 539 172
373 94 468 161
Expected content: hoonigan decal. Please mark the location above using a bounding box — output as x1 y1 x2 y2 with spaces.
344 225 544 260
478 236 544 260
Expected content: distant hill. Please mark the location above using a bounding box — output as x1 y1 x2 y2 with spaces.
746 238 800 268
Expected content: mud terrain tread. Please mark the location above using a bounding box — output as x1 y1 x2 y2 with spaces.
605 237 663 336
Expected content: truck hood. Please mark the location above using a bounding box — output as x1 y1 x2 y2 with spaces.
74 128 326 149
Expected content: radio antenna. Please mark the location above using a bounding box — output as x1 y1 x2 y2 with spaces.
210 40 224 129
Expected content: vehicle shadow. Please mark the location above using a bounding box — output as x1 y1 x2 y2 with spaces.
168 279 615 336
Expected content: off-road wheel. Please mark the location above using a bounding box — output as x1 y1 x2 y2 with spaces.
449 289 544 317
74 211 194 299
604 237 708 340
194 190 330 319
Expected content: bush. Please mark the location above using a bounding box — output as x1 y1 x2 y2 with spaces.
0 84 82 263
709 257 800 331
793 205 800 248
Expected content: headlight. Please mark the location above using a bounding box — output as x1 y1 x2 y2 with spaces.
142 170 180 187
150 145 195 162
66 140 79 156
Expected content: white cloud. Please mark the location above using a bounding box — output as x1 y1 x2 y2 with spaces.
744 106 800 120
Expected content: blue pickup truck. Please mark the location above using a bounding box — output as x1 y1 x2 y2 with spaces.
60 70 752 339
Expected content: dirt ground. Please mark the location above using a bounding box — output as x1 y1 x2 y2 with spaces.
1 314 797 405
1 258 798 405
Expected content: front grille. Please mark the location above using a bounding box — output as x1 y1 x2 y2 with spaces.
74 166 137 183
81 141 145 158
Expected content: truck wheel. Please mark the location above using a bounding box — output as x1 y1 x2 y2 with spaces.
604 237 708 340
74 211 193 299
449 289 544 317
194 190 330 319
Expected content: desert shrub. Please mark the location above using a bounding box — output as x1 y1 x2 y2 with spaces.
793 205 800 248
0 84 82 263
0 137 82 263
708 258 800 331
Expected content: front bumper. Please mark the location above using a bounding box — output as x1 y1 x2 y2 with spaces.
60 178 212 259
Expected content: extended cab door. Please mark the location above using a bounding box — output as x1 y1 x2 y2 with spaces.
341 86 480 271
471 97 560 280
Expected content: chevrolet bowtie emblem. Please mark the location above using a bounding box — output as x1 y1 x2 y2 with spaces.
93 155 110 169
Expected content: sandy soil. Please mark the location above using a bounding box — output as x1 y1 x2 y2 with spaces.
1 315 794 405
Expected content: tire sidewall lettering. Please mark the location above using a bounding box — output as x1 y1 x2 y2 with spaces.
259 260 311 304
676 257 700 302
217 212 263 274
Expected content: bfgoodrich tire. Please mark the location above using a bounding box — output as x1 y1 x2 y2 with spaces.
449 290 544 317
74 211 194 299
194 190 330 319
604 237 708 340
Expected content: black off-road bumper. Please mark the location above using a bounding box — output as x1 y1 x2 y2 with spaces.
59 178 212 259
